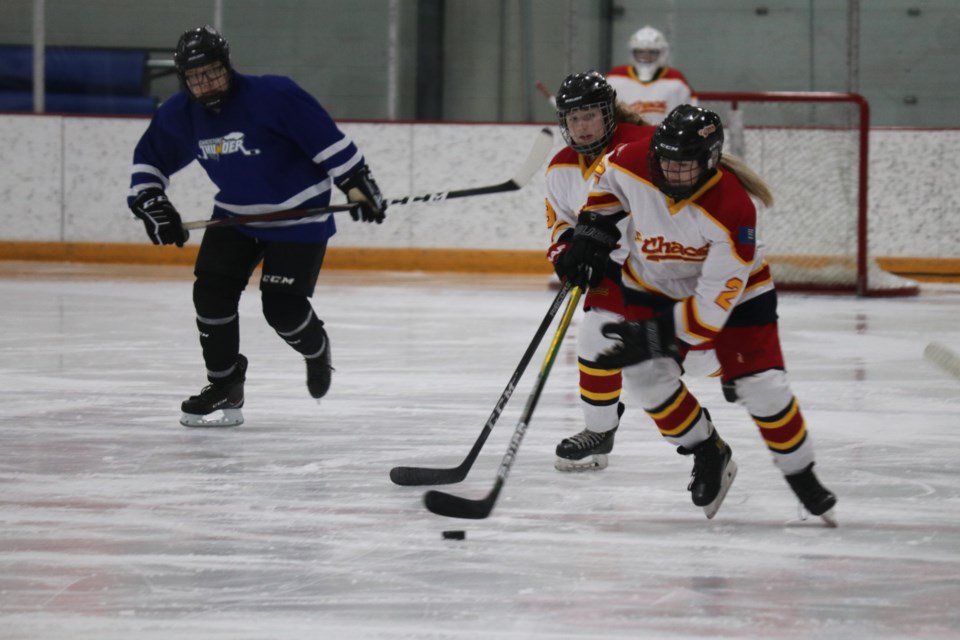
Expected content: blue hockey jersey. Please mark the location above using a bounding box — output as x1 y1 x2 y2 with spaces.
129 73 365 243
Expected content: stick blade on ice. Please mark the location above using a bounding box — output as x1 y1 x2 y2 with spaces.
389 465 465 487
423 487 499 520
388 284 572 488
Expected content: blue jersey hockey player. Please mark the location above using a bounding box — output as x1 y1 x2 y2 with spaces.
128 25 387 427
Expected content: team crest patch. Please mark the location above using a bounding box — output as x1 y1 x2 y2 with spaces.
197 132 261 160
738 226 756 244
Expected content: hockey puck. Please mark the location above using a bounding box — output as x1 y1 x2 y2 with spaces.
442 530 466 540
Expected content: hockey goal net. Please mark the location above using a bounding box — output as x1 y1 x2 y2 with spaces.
698 91 918 297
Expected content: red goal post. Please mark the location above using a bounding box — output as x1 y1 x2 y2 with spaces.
697 91 918 297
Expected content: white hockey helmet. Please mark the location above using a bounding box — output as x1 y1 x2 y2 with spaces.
628 26 669 81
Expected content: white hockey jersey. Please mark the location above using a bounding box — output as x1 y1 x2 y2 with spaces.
545 123 655 266
583 141 775 346
605 66 696 124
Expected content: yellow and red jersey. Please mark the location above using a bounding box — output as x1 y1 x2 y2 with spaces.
605 65 696 124
544 123 656 267
583 140 775 347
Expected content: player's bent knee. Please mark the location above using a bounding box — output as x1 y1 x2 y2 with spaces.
729 369 794 416
261 290 313 332
623 358 684 408
193 274 243 319
578 308 625 360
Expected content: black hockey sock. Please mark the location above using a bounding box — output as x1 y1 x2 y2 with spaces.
197 314 240 379
262 292 325 358
276 310 325 357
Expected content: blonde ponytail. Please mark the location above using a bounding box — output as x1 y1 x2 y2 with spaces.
614 101 652 126
720 154 774 207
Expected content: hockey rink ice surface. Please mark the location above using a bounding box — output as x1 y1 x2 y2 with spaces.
1 262 958 640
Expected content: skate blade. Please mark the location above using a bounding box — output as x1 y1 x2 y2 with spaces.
180 408 244 428
703 459 738 519
818 508 838 528
554 454 609 472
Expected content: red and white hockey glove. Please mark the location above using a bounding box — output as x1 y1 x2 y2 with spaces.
546 229 574 279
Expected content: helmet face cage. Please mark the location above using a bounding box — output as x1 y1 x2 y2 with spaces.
648 105 724 200
555 71 617 157
628 26 669 81
174 25 233 108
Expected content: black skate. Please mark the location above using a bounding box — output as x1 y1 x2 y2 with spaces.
305 327 333 400
180 354 247 427
786 462 838 527
677 428 737 519
555 403 624 472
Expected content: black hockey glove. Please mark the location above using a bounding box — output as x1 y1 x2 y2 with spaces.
130 187 189 247
342 165 387 224
593 315 680 370
554 211 623 288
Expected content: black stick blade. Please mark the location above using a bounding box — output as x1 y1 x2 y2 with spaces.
389 465 465 487
423 485 500 520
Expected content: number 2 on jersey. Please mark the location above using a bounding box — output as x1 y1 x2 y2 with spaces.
715 277 744 311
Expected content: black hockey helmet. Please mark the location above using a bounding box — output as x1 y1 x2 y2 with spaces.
174 25 233 108
555 71 617 157
648 104 724 199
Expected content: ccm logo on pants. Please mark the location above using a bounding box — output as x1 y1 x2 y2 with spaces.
262 274 296 285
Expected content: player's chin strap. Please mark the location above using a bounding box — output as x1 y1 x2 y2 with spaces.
181 127 555 232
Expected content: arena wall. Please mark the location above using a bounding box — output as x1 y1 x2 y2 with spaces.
0 114 957 280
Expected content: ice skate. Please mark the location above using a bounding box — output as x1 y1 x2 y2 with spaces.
305 328 333 400
786 462 838 527
677 428 737 519
180 354 247 427
555 403 624 472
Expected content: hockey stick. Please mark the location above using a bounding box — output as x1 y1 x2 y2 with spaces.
181 126 554 232
423 285 583 519
182 204 358 231
535 81 557 108
390 281 574 486
924 342 960 380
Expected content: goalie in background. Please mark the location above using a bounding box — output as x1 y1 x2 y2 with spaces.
556 104 837 525
127 25 387 427
545 71 721 473
605 26 697 124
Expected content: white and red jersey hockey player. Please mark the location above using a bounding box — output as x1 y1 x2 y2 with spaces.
556 104 837 523
605 26 696 124
546 114 654 294
545 71 655 472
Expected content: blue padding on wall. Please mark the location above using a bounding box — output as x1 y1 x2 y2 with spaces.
0 90 156 115
0 46 32 90
0 45 147 95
